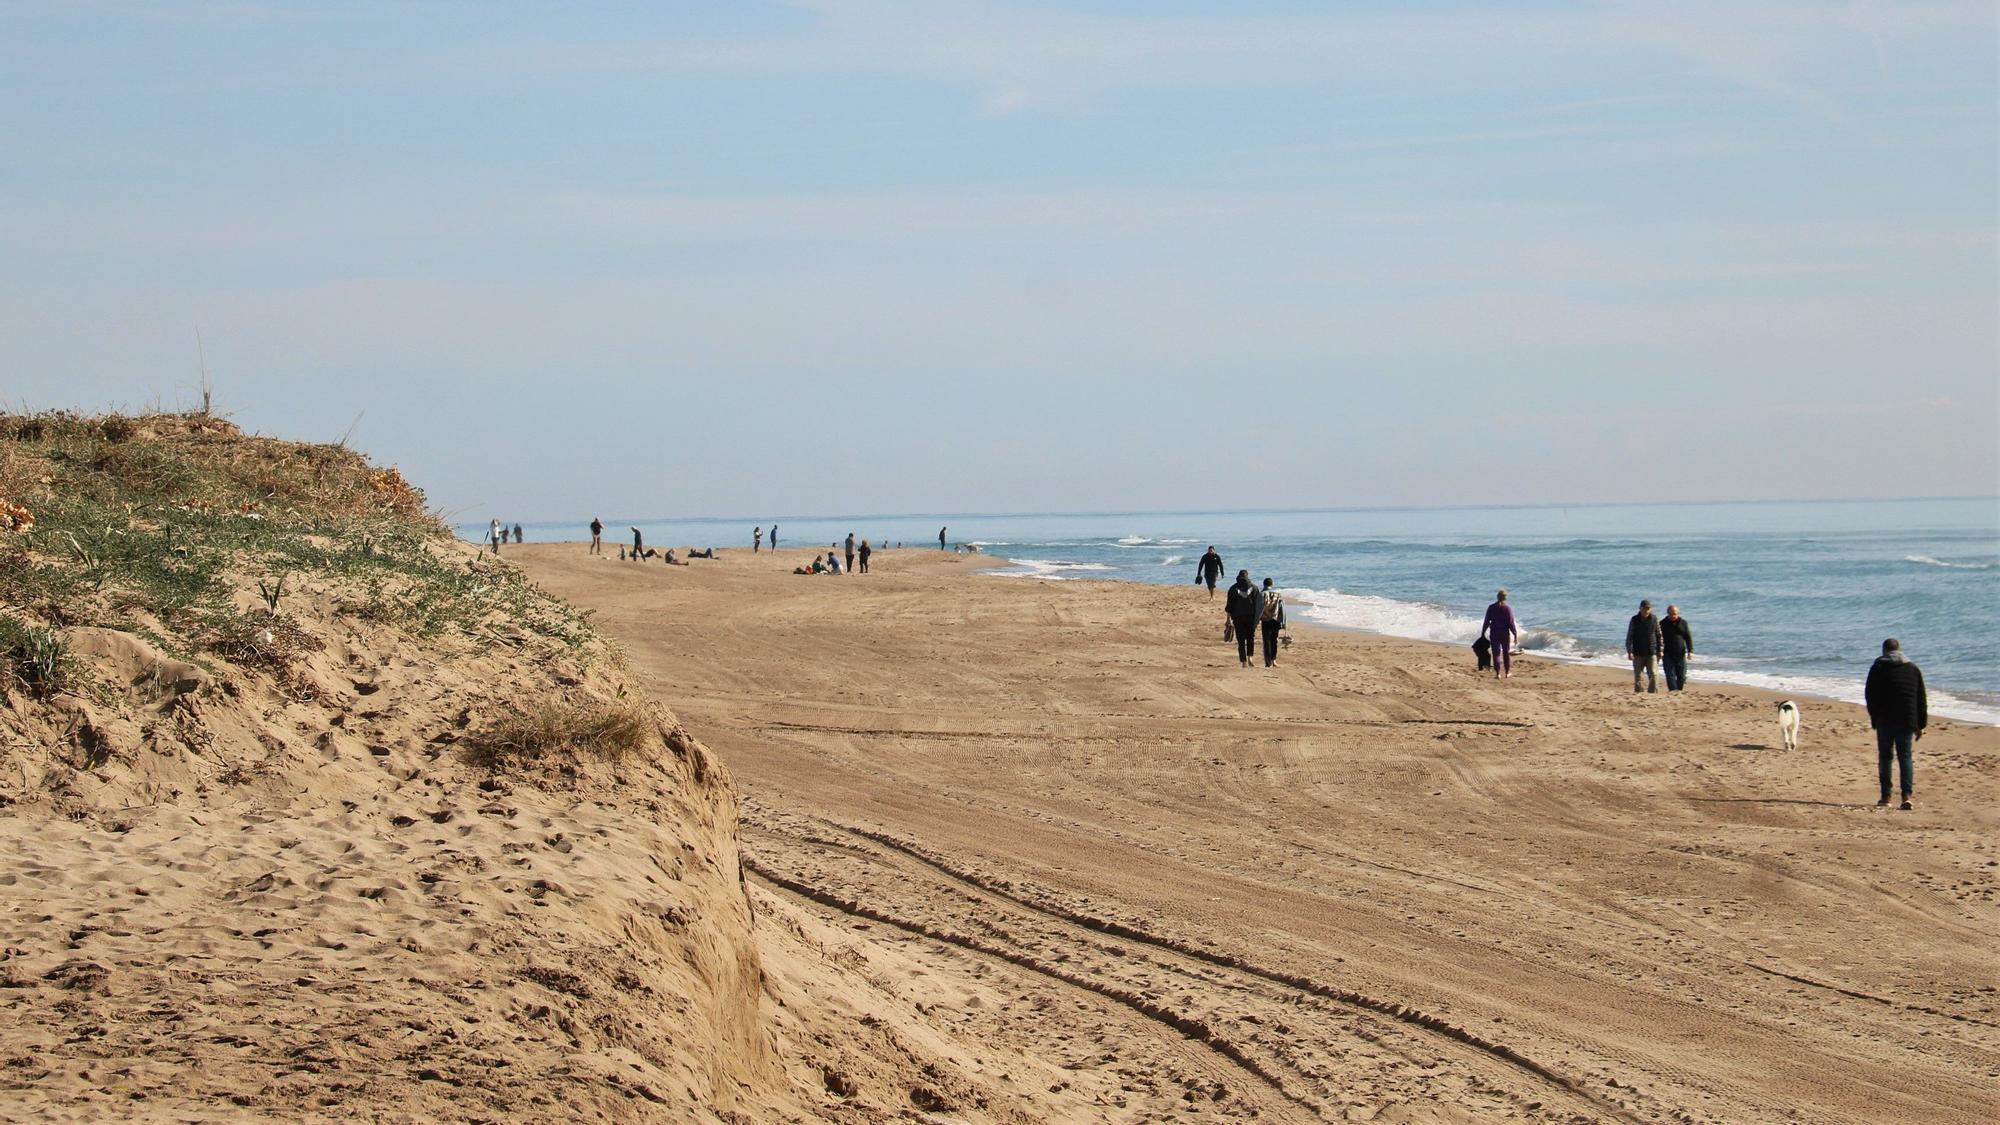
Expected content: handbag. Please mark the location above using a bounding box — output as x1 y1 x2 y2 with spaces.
1223 618 1234 642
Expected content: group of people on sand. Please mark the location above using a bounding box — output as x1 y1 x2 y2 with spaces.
485 520 523 553
787 531 895 575
584 517 715 565
1194 548 1288 669
1475 590 1696 692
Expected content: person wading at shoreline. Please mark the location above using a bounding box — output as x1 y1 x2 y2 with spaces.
1225 570 1263 668
1259 576 1285 667
1481 589 1517 679
1661 605 1693 690
1864 638 1928 810
1195 546 1224 597
1626 599 1662 694
589 517 603 556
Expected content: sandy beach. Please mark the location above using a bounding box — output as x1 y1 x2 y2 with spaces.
514 542 1999 1124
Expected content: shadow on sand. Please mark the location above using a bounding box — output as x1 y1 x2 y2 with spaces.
1687 797 1855 809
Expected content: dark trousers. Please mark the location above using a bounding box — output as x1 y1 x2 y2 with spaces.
858 555 869 573
1260 620 1280 666
845 551 854 571
1233 618 1256 664
1876 729 1915 799
1663 651 1687 691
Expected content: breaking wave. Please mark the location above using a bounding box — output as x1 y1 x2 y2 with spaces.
1904 554 1995 570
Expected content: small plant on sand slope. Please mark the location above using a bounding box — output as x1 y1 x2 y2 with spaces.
463 698 654 771
0 614 78 699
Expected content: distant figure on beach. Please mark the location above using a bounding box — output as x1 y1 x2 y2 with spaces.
512 524 523 544
939 526 948 550
1626 600 1662 694
857 538 871 573
826 551 841 575
1224 570 1263 668
1195 547 1224 597
1661 605 1693 691
686 547 715 559
1864 638 1928 810
845 533 856 573
630 526 644 561
589 517 603 555
487 519 503 555
770 523 779 550
1480 590 1517 679
1259 577 1285 667
754 526 763 553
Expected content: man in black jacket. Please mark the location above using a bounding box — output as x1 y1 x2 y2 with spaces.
1195 547 1225 597
1864 638 1928 810
1660 605 1693 691
1223 570 1262 668
1625 600 1662 693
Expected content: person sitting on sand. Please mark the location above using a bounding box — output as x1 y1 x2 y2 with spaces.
1481 589 1518 679
827 552 841 575
809 556 825 574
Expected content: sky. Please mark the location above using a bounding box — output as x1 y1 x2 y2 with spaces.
2 0 1995 522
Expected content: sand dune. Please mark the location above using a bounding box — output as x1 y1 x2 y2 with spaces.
519 542 1999 1124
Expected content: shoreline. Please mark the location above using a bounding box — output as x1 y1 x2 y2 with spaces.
976 554 2000 725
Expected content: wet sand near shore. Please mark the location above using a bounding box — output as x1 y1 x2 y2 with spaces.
516 543 2000 1124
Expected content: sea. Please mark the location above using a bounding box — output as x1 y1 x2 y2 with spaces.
464 498 2000 724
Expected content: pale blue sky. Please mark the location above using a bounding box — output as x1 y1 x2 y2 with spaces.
3 1 1994 521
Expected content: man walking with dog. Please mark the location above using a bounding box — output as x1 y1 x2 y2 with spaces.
1864 638 1927 810
1660 604 1693 690
1626 600 1662 693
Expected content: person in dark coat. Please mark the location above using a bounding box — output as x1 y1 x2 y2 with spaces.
1195 547 1225 597
1481 590 1517 679
1223 570 1262 668
1863 638 1928 810
857 538 872 573
1660 605 1693 691
1625 600 1662 693
589 517 604 555
844 533 856 573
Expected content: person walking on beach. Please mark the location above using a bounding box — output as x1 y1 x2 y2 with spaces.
770 523 778 550
1224 570 1263 668
1864 638 1928 810
939 526 948 551
844 533 856 574
857 538 871 573
1258 577 1285 667
589 517 603 555
1195 547 1224 597
488 519 503 555
754 526 762 553
630 526 644 561
512 523 523 544
1481 590 1517 679
1626 600 1662 693
1661 605 1693 691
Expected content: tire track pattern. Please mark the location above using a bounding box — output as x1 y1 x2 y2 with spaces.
743 806 1654 1124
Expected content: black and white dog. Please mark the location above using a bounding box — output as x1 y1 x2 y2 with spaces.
1776 700 1801 750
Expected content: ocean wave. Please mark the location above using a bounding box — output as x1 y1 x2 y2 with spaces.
1113 536 1199 548
986 558 1115 581
1161 555 1185 566
1904 554 1996 570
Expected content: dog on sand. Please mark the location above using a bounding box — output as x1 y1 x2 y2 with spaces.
1776 700 1800 750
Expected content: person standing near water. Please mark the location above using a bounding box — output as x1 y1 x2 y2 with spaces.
1864 638 1927 810
1224 570 1263 668
630 526 644 561
1195 547 1224 597
1481 590 1517 679
857 538 871 573
1258 577 1285 667
939 526 948 550
844 533 856 574
488 519 503 555
589 517 603 555
770 523 778 550
754 526 762 553
1626 600 1662 693
1661 605 1693 691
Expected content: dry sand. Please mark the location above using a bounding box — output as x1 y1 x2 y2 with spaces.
516 542 2000 1124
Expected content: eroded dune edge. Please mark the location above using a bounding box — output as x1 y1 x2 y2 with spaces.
2 415 1994 1124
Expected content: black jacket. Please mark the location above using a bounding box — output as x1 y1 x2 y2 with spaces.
1661 616 1692 657
1625 612 1661 657
1864 657 1927 732
1224 582 1263 625
1197 552 1224 581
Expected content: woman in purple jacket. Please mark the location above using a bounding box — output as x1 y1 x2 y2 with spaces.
1481 589 1518 679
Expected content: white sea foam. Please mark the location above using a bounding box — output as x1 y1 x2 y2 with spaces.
1281 586 2000 724
1113 536 1198 548
987 558 1115 581
1904 554 1995 570
1161 555 1185 566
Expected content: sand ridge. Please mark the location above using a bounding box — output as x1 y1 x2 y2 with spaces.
520 542 1999 1124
